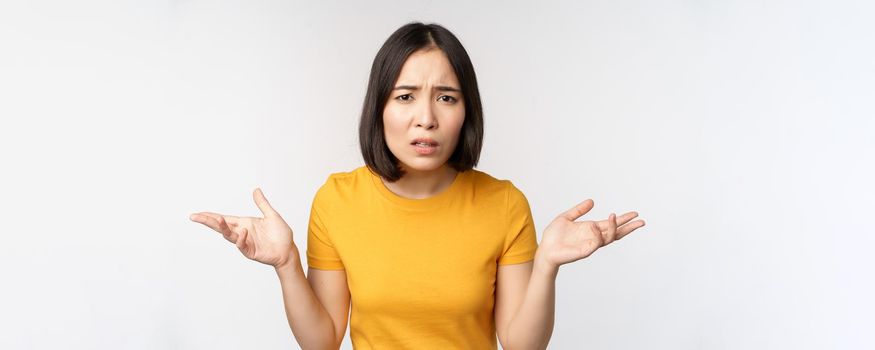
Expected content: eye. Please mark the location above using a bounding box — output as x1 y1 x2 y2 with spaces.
395 94 413 102
438 95 457 103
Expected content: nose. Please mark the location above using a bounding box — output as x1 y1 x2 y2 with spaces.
415 101 437 130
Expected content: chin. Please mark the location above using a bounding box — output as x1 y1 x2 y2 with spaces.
398 158 448 173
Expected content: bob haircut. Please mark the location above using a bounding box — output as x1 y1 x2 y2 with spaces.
358 22 484 182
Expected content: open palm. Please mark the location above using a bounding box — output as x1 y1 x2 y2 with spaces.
539 199 645 268
190 188 297 267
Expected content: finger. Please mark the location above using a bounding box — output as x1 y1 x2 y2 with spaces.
190 213 226 233
253 188 278 218
195 212 242 226
560 199 594 221
191 214 237 242
588 221 605 248
215 215 238 241
597 211 638 232
236 227 248 251
604 213 618 244
615 219 646 240
615 211 638 226
197 211 240 219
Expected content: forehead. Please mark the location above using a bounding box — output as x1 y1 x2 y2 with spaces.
394 48 460 86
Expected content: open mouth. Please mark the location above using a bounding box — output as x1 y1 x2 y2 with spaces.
411 142 438 155
411 138 439 147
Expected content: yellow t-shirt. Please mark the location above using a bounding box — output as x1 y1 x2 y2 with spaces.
306 165 538 349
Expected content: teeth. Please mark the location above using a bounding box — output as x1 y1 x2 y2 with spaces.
415 142 432 147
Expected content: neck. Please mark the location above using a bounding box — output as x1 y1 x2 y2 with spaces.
382 164 459 199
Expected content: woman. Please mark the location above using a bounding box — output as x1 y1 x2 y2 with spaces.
190 22 645 349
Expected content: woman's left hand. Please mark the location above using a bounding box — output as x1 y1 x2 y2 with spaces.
536 199 645 269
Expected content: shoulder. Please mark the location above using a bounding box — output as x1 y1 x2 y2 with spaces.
466 168 527 204
477 169 530 211
315 165 372 200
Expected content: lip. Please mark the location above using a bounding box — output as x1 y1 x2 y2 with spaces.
411 137 439 146
412 142 438 155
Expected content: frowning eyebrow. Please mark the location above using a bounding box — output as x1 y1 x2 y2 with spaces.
393 84 461 92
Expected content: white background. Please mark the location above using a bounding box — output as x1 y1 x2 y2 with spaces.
1 0 872 349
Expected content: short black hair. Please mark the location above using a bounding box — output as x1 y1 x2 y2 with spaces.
358 22 484 182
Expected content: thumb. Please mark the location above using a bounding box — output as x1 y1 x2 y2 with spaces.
559 199 594 221
253 187 278 217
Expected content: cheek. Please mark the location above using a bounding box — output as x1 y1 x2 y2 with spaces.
381 108 404 142
447 108 466 137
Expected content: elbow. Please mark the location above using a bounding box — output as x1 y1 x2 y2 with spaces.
301 342 339 350
500 337 551 350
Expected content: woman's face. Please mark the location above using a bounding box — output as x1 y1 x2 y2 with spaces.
382 47 465 174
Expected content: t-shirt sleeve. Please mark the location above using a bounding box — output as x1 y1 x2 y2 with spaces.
498 181 539 265
306 180 345 270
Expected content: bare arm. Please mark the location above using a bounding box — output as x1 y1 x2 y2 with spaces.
495 257 557 350
497 256 557 350
496 200 646 349
274 249 350 350
190 188 349 350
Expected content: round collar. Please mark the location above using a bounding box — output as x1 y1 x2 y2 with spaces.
367 166 468 211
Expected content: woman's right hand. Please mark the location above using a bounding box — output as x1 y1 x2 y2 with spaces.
190 188 298 268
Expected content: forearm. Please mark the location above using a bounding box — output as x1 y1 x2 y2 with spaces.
274 249 338 350
505 250 559 350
